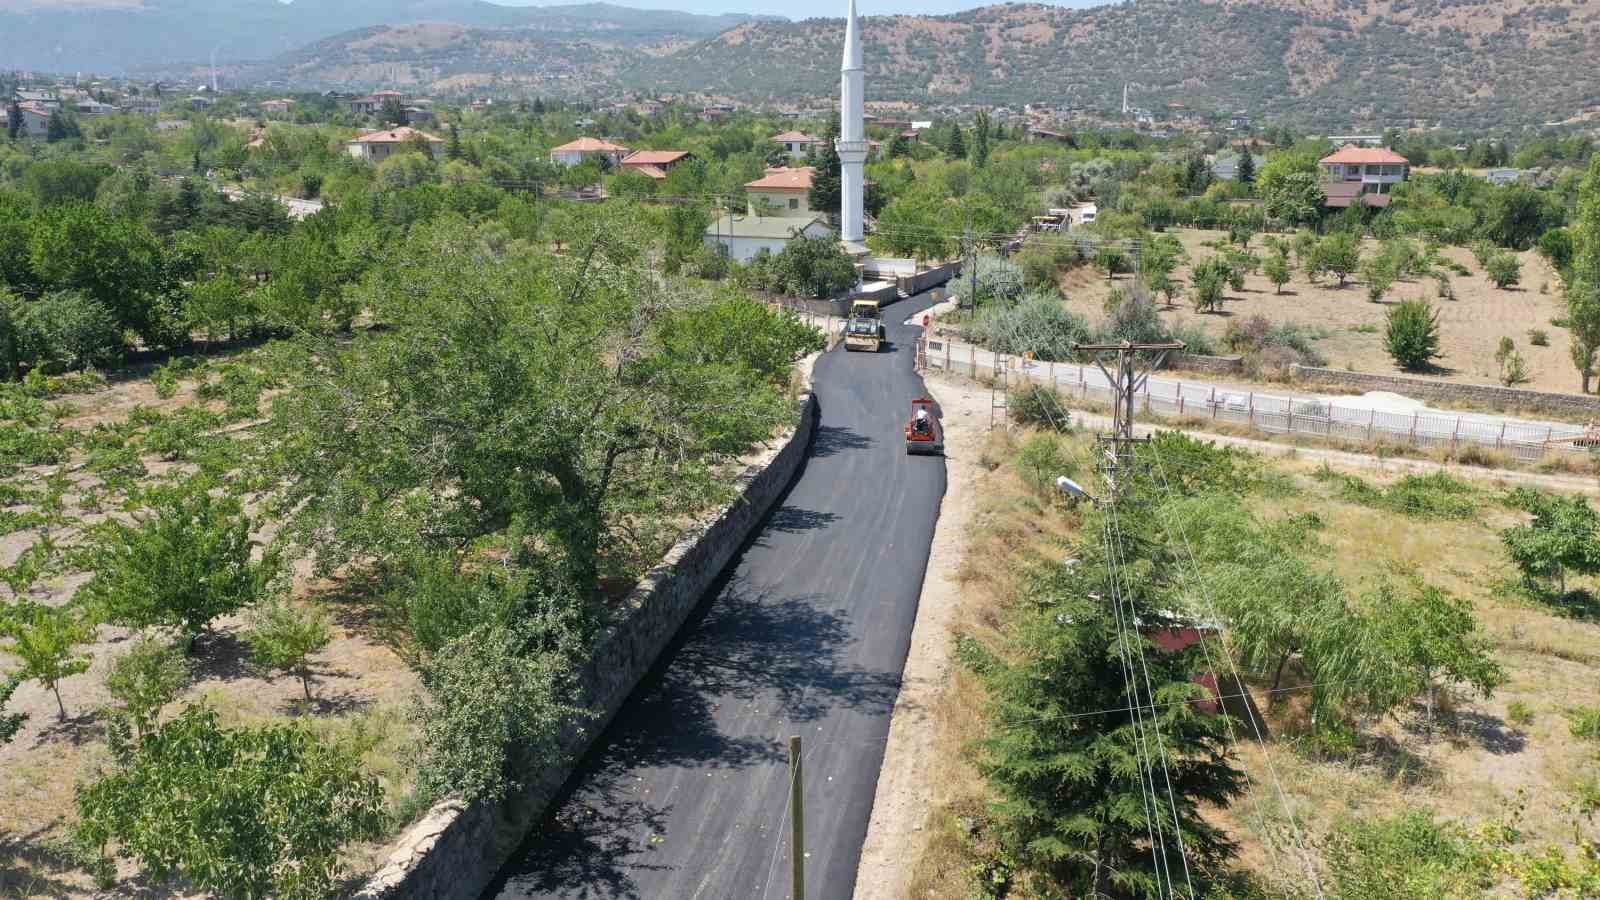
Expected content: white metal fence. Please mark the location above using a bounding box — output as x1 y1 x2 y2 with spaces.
918 336 1593 464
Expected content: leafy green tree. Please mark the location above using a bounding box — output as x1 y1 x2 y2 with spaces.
885 131 909 159
1384 299 1443 371
1479 184 1556 250
2 603 94 720
75 705 385 899
103 637 190 739
378 96 408 127
414 622 586 803
1364 580 1504 741
1314 231 1361 287
1191 256 1231 313
81 483 276 651
873 192 953 262
28 201 168 343
1567 281 1600 393
1362 254 1396 303
972 506 1244 897
244 599 331 704
1485 252 1521 289
1260 171 1325 227
1094 245 1127 281
0 671 26 744
446 122 462 160
1263 250 1291 294
775 232 856 298
1502 489 1600 594
5 101 19 140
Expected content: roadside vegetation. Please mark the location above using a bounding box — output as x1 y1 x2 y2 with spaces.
911 424 1600 898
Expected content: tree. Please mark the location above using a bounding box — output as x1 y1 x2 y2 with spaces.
1314 231 1361 287
973 506 1244 897
945 123 965 161
5 101 19 140
414 623 585 803
1502 489 1600 595
0 672 25 745
1384 299 1442 371
1365 580 1504 742
244 599 331 704
1094 245 1127 280
775 232 857 297
1574 155 1600 286
75 705 385 899
1485 252 1521 289
1235 151 1256 186
972 111 990 168
81 483 276 651
806 139 842 224
1263 250 1291 294
874 192 953 262
1567 281 1600 393
1362 254 1396 303
379 96 408 127
2 603 93 721
1261 171 1325 227
29 202 167 343
447 122 462 161
45 110 81 143
103 637 190 740
1191 256 1231 313
885 131 909 159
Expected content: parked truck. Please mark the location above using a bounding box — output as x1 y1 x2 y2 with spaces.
844 299 885 352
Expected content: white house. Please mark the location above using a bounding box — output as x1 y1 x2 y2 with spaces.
1319 145 1409 196
549 137 629 168
5 102 52 138
770 130 822 161
703 214 835 263
345 126 446 162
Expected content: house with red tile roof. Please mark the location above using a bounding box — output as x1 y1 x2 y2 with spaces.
550 137 629 168
745 166 816 216
5 101 52 138
1320 144 1409 207
771 130 822 161
345 126 445 162
619 150 692 181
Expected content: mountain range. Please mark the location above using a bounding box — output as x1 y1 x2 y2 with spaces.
1 0 767 73
12 0 1600 130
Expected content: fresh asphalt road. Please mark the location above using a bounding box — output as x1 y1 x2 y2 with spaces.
486 294 946 900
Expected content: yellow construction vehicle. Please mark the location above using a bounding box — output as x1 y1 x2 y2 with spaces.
844 299 885 352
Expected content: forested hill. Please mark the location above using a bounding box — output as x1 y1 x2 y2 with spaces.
1 0 765 74
623 0 1600 129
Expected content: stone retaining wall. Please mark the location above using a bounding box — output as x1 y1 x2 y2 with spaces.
357 388 821 900
1290 365 1600 416
1166 353 1246 376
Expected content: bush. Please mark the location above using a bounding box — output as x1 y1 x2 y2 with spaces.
244 599 331 704
414 622 586 804
1529 328 1550 346
1384 299 1442 371
1015 432 1073 497
960 290 1090 361
81 482 277 650
15 291 123 374
1486 252 1522 289
1506 700 1534 726
1569 705 1600 740
954 254 1026 307
1190 256 1230 312
1324 808 1493 900
75 705 385 899
1009 385 1072 432
103 637 190 739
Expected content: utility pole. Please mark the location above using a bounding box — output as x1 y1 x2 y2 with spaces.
1072 340 1183 502
788 735 805 900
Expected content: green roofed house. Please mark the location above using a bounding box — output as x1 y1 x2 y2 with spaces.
704 213 835 263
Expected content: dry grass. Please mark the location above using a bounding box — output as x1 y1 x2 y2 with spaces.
903 404 1600 896
1069 229 1580 396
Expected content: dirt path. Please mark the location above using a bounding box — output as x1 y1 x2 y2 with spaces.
852 378 985 900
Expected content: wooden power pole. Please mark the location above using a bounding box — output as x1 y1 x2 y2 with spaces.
789 735 805 900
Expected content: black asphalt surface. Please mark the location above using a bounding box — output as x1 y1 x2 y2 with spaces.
486 294 947 900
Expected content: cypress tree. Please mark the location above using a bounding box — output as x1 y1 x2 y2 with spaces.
946 123 966 161
1236 151 1256 186
973 111 990 168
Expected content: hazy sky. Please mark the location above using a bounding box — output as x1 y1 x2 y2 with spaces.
490 0 1115 18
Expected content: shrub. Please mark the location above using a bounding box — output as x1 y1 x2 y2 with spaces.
2 602 94 721
16 291 123 374
1529 328 1550 346
1190 256 1230 312
103 637 190 739
75 705 385 899
1384 299 1442 371
1009 385 1072 432
960 291 1091 362
1506 700 1534 726
1569 706 1600 740
1016 432 1072 497
1324 808 1493 900
1486 252 1522 289
1362 255 1396 303
244 599 332 704
414 622 586 804
81 482 277 650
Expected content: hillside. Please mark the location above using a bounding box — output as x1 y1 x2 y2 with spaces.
622 0 1600 128
1 0 763 74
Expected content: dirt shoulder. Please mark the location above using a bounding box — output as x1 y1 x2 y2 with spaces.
852 378 986 900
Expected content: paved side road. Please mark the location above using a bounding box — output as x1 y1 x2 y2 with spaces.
485 295 946 900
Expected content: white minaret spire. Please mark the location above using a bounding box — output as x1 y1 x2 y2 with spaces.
836 0 868 245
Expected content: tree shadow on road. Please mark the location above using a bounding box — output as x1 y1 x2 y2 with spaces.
810 424 873 458
491 575 901 897
758 505 840 538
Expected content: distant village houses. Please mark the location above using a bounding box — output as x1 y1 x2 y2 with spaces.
549 137 630 168
1320 144 1409 209
345 126 445 162
619 150 693 181
350 90 404 116
771 130 822 161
